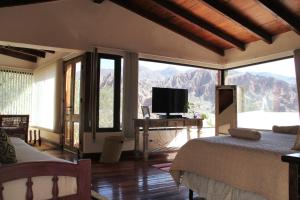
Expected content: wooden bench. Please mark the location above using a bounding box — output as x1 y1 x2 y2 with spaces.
0 115 29 142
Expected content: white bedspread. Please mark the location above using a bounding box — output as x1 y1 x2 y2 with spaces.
170 132 297 200
11 137 67 163
199 131 296 155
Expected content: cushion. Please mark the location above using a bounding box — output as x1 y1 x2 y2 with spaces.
272 125 299 135
0 129 17 164
229 128 261 140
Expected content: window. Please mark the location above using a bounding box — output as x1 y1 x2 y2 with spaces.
0 69 32 115
225 57 299 129
97 54 121 131
138 60 218 128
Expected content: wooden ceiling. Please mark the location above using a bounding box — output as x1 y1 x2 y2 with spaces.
0 0 299 56
107 0 300 56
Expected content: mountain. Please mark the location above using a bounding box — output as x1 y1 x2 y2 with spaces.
99 67 298 116
227 72 298 112
254 72 295 84
138 68 217 114
160 67 181 78
138 66 165 81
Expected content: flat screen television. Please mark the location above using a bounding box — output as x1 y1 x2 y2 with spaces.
152 87 188 117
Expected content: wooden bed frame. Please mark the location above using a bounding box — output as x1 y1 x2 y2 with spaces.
0 160 91 200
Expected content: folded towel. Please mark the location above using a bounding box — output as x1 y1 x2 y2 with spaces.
229 128 261 140
272 125 299 135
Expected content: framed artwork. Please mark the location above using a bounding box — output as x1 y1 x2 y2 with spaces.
141 106 150 119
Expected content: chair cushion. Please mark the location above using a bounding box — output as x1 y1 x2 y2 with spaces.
0 129 17 164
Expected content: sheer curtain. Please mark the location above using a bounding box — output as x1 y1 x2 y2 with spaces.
32 63 57 130
0 68 33 115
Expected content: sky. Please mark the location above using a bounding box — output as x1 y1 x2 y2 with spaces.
235 58 296 77
100 58 115 69
102 57 296 77
139 60 192 71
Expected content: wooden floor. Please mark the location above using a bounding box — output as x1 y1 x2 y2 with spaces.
38 144 195 200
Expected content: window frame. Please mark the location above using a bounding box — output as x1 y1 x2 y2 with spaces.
223 56 298 129
223 56 294 71
96 53 121 132
139 58 221 71
138 58 220 128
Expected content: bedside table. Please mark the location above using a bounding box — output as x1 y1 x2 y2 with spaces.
282 153 300 200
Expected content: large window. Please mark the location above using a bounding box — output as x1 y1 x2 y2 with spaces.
0 69 32 115
97 54 122 131
138 60 218 127
225 57 299 129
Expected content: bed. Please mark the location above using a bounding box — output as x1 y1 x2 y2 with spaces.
170 131 297 200
0 137 91 200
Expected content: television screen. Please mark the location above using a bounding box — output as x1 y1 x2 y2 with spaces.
152 87 188 114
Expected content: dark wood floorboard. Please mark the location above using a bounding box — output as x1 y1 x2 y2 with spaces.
37 144 198 200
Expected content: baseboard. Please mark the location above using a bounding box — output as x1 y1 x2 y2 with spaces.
81 150 135 160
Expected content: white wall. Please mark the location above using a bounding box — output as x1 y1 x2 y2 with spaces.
225 31 300 68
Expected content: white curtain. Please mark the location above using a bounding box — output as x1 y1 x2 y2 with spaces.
122 52 139 138
0 68 33 115
32 63 57 130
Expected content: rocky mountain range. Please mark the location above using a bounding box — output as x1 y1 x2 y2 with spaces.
99 65 298 117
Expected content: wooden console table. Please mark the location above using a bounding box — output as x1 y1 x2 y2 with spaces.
134 118 203 161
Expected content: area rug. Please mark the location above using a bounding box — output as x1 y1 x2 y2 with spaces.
152 162 172 172
91 190 108 200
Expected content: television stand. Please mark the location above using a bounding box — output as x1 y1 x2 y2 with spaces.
133 118 203 161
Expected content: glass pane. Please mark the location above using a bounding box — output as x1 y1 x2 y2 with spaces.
73 122 80 148
99 58 115 128
225 58 299 129
74 62 81 114
64 122 71 146
65 64 72 114
138 60 218 128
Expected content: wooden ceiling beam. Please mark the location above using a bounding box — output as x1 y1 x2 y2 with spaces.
93 0 105 3
201 0 273 44
110 0 224 56
153 0 245 51
5 46 46 58
0 0 59 7
257 0 300 35
0 46 37 62
44 50 55 54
